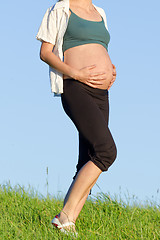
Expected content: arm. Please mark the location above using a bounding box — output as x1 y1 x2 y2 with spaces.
37 7 107 86
40 41 78 79
40 41 108 87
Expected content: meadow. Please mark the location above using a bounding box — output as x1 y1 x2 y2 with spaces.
0 183 160 239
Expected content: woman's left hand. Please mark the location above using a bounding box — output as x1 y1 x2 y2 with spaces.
108 64 117 90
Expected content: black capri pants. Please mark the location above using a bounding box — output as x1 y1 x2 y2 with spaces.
61 78 117 194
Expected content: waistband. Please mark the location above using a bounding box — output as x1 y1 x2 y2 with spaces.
63 78 108 96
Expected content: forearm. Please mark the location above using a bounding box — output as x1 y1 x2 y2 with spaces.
40 51 78 79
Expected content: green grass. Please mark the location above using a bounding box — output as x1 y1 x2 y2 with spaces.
0 183 160 239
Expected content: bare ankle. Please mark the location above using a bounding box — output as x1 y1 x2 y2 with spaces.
58 210 74 224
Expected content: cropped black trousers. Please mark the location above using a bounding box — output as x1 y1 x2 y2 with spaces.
61 78 117 194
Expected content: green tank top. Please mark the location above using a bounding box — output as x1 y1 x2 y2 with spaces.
62 8 110 53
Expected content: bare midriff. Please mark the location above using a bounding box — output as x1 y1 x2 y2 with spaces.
63 43 113 90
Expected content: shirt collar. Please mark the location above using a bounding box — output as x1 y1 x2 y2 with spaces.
52 0 69 14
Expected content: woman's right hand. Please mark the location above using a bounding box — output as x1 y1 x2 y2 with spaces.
74 64 107 88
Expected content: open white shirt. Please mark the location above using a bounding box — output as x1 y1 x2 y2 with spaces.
36 0 109 97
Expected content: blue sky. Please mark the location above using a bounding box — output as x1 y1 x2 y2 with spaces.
0 0 160 205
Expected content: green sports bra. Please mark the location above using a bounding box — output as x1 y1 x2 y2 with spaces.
62 8 110 53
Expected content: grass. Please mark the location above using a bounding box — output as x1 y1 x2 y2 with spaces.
0 183 160 239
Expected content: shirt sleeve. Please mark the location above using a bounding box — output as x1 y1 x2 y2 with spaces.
36 5 57 45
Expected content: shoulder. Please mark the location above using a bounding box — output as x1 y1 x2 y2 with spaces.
48 0 68 12
43 0 68 21
42 0 67 22
93 4 109 30
93 4 107 17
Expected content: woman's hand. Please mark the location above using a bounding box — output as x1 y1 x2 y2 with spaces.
75 64 107 88
107 64 117 90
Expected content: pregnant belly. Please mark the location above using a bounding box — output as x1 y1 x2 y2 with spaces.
63 44 113 90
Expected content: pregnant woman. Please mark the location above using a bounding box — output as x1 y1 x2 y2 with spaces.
36 0 117 236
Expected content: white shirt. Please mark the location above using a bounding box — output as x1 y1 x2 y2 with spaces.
36 0 109 97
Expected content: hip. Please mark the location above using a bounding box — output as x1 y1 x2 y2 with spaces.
61 78 110 127
63 78 108 97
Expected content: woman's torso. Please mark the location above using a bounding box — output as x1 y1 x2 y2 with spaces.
63 6 113 90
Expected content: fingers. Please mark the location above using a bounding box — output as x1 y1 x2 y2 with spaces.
85 82 103 88
112 64 116 76
108 82 113 90
89 64 96 68
89 76 107 82
88 81 104 85
87 72 108 83
107 77 116 90
110 77 116 83
112 64 116 69
87 77 106 86
90 72 106 76
86 64 97 69
89 72 107 80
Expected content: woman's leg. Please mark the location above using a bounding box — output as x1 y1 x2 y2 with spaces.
67 92 110 223
65 132 96 222
72 132 94 195
59 79 117 229
63 175 99 223
59 160 102 226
